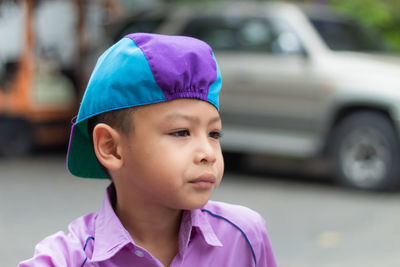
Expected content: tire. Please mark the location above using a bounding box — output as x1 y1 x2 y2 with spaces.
0 117 33 156
330 111 400 191
223 151 245 172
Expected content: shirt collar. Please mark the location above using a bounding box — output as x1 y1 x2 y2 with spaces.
190 208 223 247
91 184 222 262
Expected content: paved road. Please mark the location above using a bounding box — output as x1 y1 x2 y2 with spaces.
2 154 400 267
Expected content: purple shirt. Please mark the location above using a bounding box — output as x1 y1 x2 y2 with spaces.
20 186 277 267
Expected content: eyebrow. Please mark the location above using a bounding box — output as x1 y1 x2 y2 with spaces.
164 113 221 124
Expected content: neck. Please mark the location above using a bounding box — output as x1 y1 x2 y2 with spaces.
116 200 182 245
111 176 185 266
115 193 182 267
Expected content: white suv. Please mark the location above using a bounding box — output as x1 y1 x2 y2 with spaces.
108 2 400 190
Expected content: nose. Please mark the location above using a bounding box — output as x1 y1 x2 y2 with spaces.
194 136 217 165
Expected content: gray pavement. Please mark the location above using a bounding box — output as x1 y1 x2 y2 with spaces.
2 154 400 267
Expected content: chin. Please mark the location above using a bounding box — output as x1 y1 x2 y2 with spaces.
183 198 210 210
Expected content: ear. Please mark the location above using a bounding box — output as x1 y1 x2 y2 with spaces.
92 123 123 172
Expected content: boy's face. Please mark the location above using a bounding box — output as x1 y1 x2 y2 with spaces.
118 99 224 210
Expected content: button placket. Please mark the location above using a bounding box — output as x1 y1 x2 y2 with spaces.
135 249 145 258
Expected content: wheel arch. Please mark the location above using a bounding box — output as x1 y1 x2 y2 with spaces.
320 104 399 155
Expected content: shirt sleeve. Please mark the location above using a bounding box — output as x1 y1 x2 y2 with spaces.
18 231 86 267
254 216 278 267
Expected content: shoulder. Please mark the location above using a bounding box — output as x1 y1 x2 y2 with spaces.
201 200 266 232
201 200 269 247
19 212 97 267
201 201 277 267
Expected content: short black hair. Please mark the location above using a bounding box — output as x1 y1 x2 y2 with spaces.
87 107 136 143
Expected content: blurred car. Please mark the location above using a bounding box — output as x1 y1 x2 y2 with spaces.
105 2 400 191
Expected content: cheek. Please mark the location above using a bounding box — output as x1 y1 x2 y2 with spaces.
213 145 224 180
217 152 225 177
143 142 188 175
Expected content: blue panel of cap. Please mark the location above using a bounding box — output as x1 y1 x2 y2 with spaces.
77 37 166 123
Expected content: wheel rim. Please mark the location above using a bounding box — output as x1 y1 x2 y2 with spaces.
340 127 390 188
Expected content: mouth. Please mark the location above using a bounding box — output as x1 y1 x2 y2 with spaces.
189 173 217 190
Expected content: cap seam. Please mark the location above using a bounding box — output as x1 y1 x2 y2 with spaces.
125 34 166 96
76 98 166 124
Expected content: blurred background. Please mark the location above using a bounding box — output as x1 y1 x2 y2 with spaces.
2 0 400 266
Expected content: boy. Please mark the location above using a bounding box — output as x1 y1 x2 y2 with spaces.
20 33 277 266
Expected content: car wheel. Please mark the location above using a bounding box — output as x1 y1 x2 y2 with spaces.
331 111 400 191
0 117 33 156
223 151 245 172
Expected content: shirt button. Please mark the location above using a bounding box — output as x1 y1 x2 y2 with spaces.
135 250 145 257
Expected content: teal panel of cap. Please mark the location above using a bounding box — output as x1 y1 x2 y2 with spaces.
67 120 109 178
67 37 165 178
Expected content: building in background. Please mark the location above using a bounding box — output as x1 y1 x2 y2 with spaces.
0 0 127 155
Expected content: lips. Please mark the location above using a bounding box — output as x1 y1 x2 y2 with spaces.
189 173 216 189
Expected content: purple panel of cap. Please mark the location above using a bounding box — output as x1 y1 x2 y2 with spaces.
126 33 217 101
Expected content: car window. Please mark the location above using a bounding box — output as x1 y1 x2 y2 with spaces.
182 17 241 50
182 16 304 55
269 18 304 55
310 18 387 52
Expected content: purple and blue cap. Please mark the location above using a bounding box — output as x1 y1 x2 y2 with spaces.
67 33 222 179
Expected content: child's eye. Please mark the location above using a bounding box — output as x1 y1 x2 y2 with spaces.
169 130 190 137
209 131 223 140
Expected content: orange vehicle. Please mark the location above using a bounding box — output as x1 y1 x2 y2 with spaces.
0 0 81 156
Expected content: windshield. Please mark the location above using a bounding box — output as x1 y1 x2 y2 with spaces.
310 18 388 52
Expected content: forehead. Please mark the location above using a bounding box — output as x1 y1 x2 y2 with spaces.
133 99 220 123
